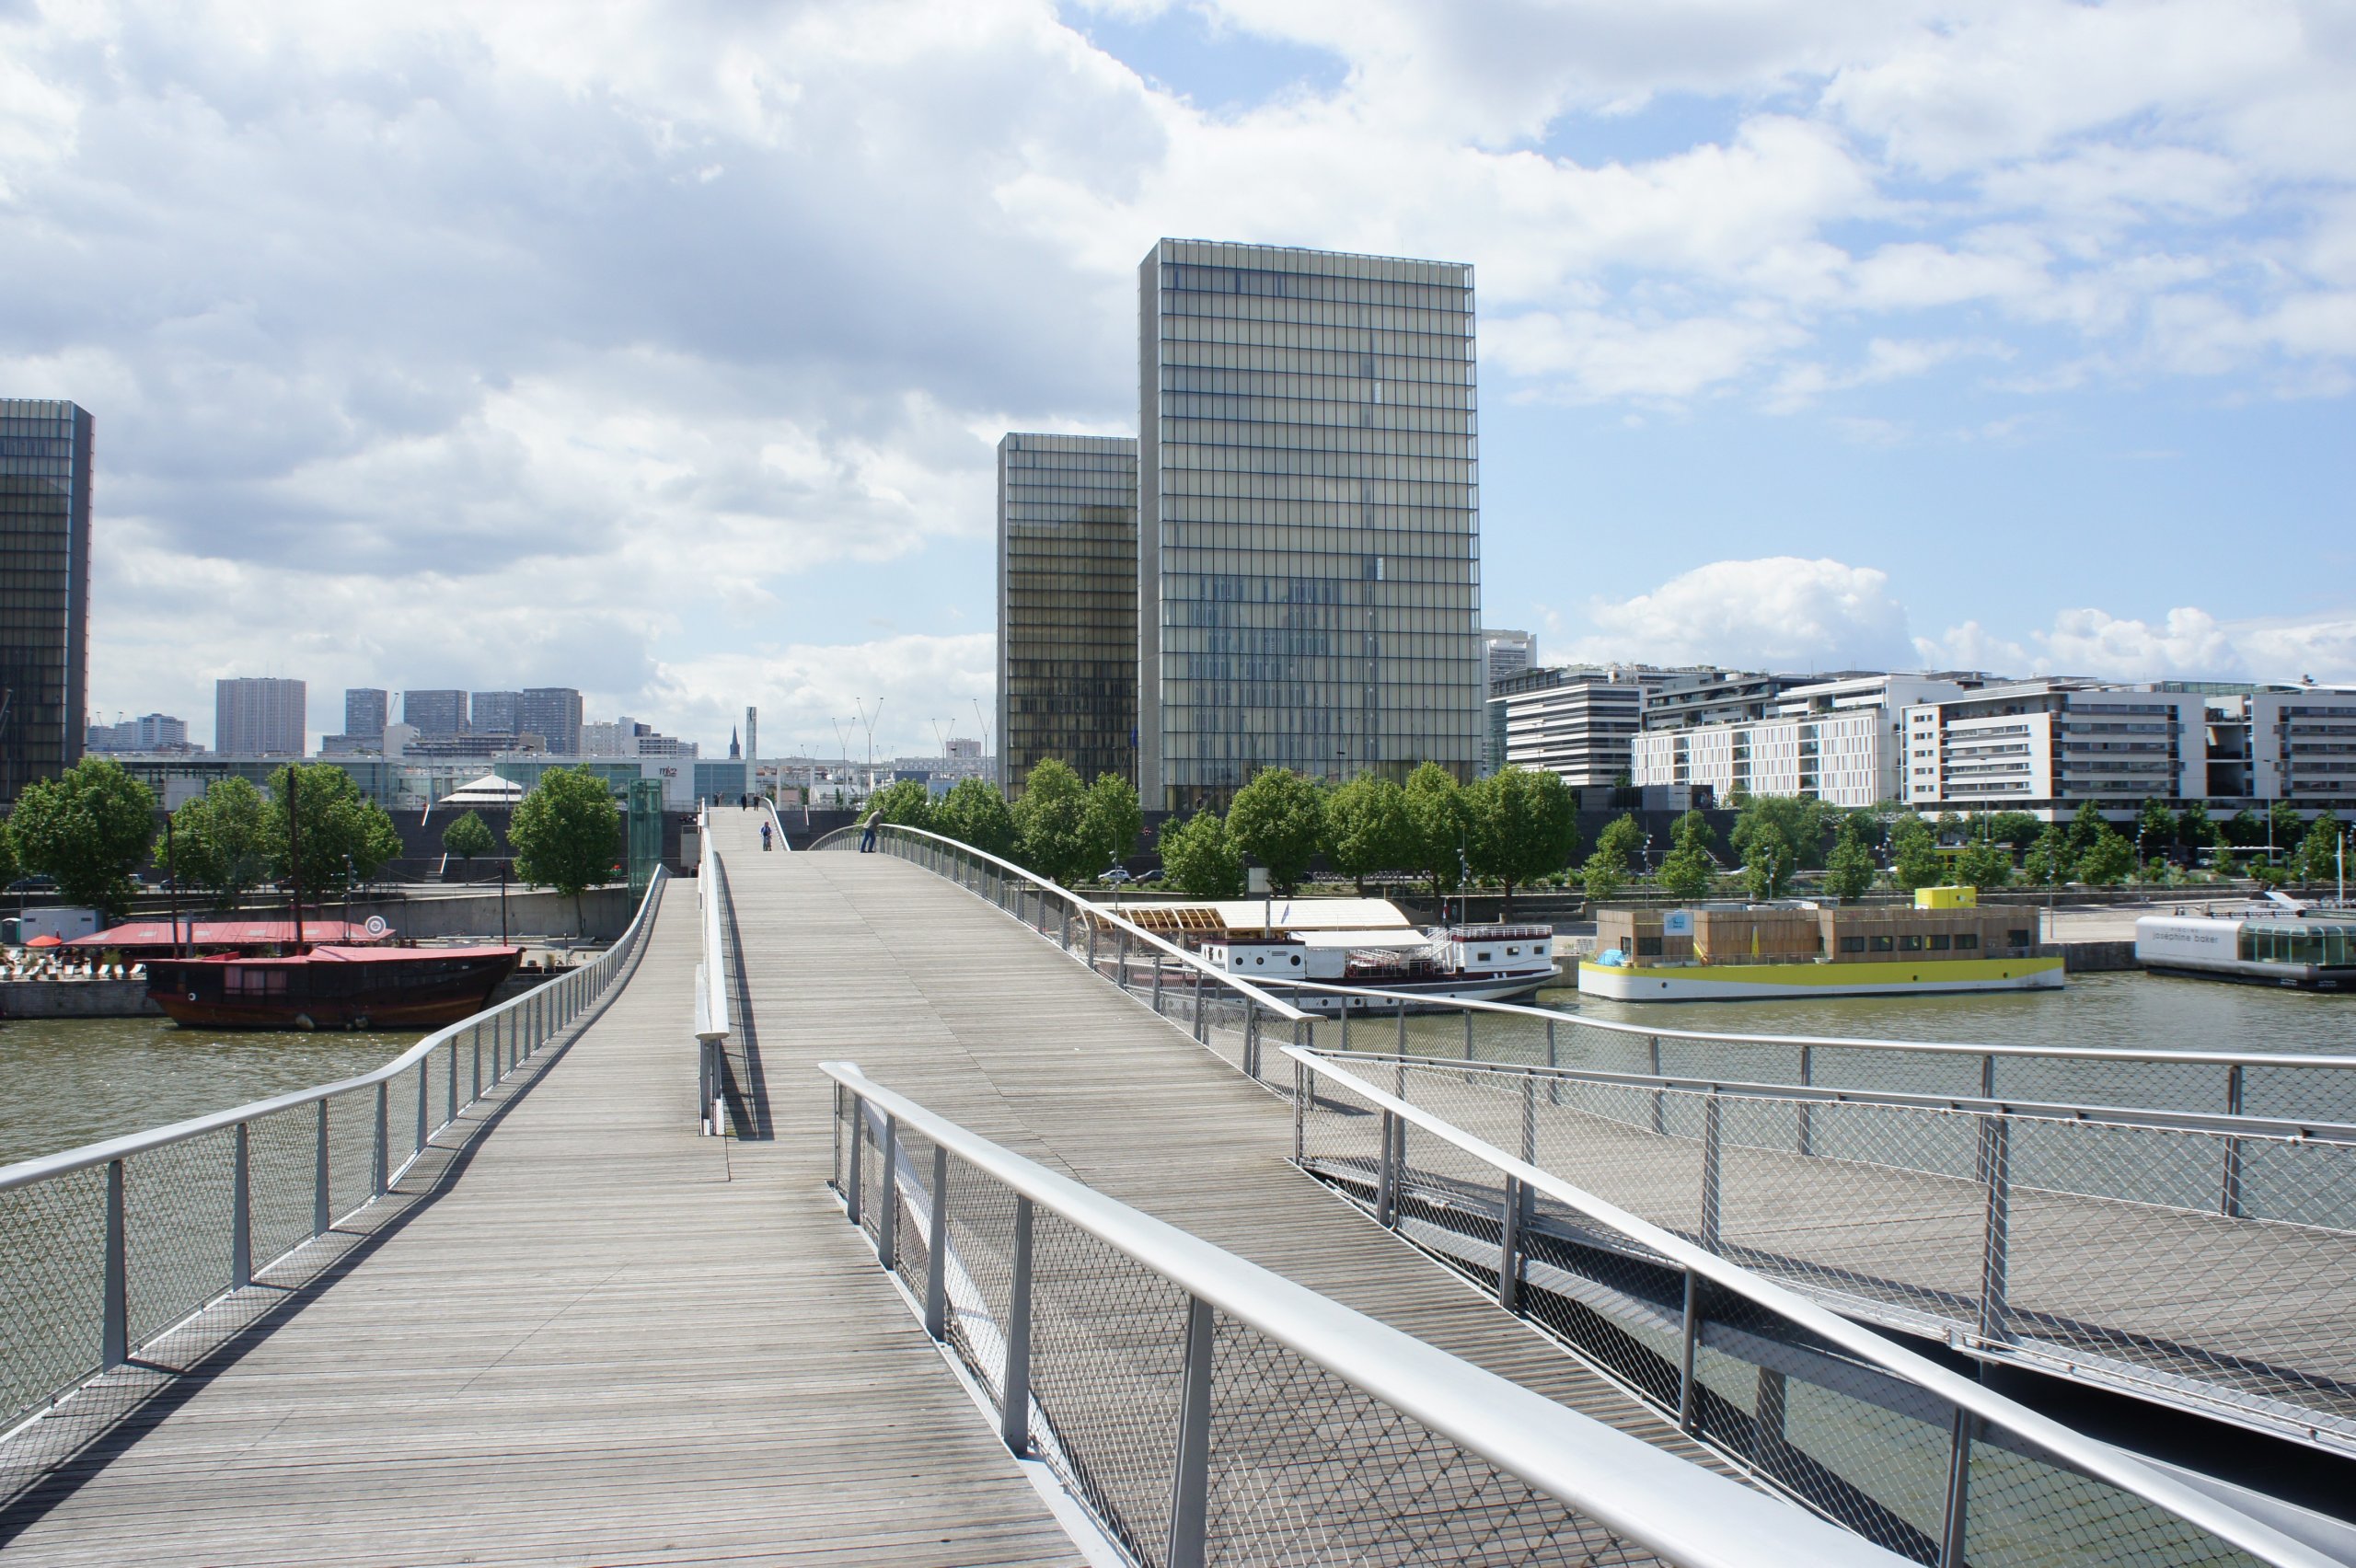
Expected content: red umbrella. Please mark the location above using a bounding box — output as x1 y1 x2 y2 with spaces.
25 934 64 948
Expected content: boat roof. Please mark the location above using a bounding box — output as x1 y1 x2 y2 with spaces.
1120 897 1415 931
155 945 522 965
72 919 389 949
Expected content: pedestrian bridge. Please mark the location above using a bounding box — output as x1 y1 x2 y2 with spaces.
0 808 2349 1565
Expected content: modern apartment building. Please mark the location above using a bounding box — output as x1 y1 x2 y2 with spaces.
470 690 520 734
996 432 1138 796
1900 680 2205 815
2249 689 2356 809
87 712 189 753
1481 629 1536 689
214 677 306 756
1640 669 1814 733
402 688 467 737
1634 673 1989 808
344 687 388 742
0 399 93 800
1137 239 1484 811
516 687 583 755
1491 667 1645 787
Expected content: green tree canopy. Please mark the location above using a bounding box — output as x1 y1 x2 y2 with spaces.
159 776 272 910
2295 813 2345 884
1887 813 1945 892
2223 808 2265 848
1822 821 1876 903
1955 837 2015 890
1740 824 1796 901
509 766 623 931
1322 775 1415 894
2136 799 2179 858
1011 759 1095 885
2022 824 2071 888
865 778 934 832
1657 843 1715 901
1226 767 1324 894
442 810 497 868
2075 827 2135 886
8 756 156 917
1157 808 1243 898
1670 808 1717 855
1403 762 1470 902
1083 773 1144 878
936 777 1017 860
1986 812 2046 850
1731 796 1833 870
2265 801 2304 855
2065 800 2111 859
1465 767 1579 914
270 764 403 908
2175 801 2212 855
1595 813 1645 866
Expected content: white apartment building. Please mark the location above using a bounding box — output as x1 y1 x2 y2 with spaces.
1494 671 1644 787
2249 688 2356 808
1633 674 1986 808
1900 681 2203 815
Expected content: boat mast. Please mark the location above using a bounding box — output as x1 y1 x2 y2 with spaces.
286 767 306 950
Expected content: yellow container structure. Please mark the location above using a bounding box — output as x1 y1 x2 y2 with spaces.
1915 885 1979 909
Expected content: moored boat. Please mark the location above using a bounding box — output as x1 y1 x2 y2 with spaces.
144 945 523 1031
1117 899 1560 1011
2135 907 2356 990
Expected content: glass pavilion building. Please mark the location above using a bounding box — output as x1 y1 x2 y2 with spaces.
0 399 93 802
996 432 1139 796
1137 240 1484 813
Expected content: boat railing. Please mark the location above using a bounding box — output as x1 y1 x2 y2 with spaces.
1283 1045 2340 1566
0 864 670 1442
696 803 731 1134
822 1058 1910 1568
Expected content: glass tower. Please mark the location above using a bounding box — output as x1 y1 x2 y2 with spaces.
1138 240 1483 812
0 399 92 801
997 433 1138 796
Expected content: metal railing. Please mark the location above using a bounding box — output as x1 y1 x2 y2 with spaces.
759 793 791 852
0 866 669 1440
823 1060 1909 1568
695 804 730 1134
1286 1047 2335 1568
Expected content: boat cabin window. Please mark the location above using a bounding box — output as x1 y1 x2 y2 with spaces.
1839 936 1866 953
1900 935 1925 951
1869 935 1894 952
1956 934 1979 951
224 968 288 995
2240 924 2354 967
1507 946 1520 956
1289 954 1301 966
1929 934 1952 951
1636 937 1664 957
1475 951 1492 962
2008 929 2033 949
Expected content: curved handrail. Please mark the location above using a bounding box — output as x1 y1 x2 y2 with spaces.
759 793 791 853
0 865 670 1194
1284 1045 2338 1568
815 822 1311 1023
696 804 730 1043
822 1060 1906 1568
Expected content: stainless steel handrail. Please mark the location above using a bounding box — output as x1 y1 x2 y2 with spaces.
813 822 1311 1023
0 868 670 1194
1284 1045 2337 1568
821 1060 1907 1568
759 794 791 852
696 804 730 1134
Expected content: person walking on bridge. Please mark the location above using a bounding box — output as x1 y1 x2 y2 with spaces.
859 807 881 853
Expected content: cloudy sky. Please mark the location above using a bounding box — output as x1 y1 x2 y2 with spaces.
6 0 2351 755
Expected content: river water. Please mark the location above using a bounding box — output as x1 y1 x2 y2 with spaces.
0 1018 422 1167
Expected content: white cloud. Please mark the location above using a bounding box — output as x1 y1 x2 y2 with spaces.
1565 557 1915 671
1916 606 2356 684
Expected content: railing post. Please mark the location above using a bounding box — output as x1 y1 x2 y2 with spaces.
231 1121 251 1290
446 1037 457 1126
1462 1009 1474 1064
373 1080 389 1197
1980 1052 1996 1101
102 1158 128 1368
472 1031 482 1103
1648 1035 1665 1135
1166 1296 1215 1568
1396 1000 1406 1060
877 1114 899 1271
2222 1062 2246 1218
1699 1089 1723 1252
1152 954 1164 1015
1978 1114 2010 1343
1002 1194 1034 1456
1497 1175 1523 1312
1677 1268 1701 1432
1193 968 1207 1043
924 1143 950 1341
1796 1044 1814 1158
1086 917 1098 974
1292 1056 1307 1159
1939 1407 1976 1568
1376 1109 1399 1228
1116 927 1129 989
415 1058 429 1156
492 1017 504 1081
314 1100 330 1237
1243 1001 1259 1078
1545 1018 1559 1106
1520 1073 1536 1165
845 1097 865 1228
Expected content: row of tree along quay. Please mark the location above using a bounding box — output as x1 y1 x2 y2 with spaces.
868 760 2356 914
3 756 626 933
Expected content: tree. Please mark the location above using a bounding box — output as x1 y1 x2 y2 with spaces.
2175 801 2212 856
1955 837 2014 890
1322 775 1414 894
160 776 271 909
0 818 17 894
936 777 1018 860
2022 825 2070 888
1157 808 1243 898
1011 758 1095 885
1226 767 1324 894
269 764 403 909
1670 808 1718 856
2075 827 2135 886
1822 821 1876 903
1731 796 1833 870
1888 813 1945 892
509 766 623 932
1741 825 1796 901
2065 800 2110 860
442 810 497 877
1986 812 2045 851
1465 767 1580 914
2266 800 2304 857
2136 799 2178 860
1403 762 1471 902
2295 813 2345 885
1580 816 1642 903
865 778 934 832
2223 808 2265 848
1657 843 1715 901
9 757 156 917
1082 772 1144 879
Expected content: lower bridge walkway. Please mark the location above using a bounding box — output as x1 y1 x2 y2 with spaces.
0 814 1717 1565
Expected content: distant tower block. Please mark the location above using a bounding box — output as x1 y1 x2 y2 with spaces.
745 707 757 770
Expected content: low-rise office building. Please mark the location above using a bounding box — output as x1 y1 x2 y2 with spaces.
1489 667 1646 787
1900 680 2206 816
1634 674 1989 808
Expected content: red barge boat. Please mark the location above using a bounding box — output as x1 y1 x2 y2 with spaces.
142 945 522 1031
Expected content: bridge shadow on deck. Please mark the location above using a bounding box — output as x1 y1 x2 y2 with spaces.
710 854 775 1139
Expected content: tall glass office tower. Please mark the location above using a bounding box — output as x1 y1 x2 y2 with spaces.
0 400 93 801
997 433 1138 796
1138 240 1483 813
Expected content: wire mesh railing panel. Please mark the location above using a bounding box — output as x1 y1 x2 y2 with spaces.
0 1165 104 1426
248 1105 318 1269
1962 1431 2263 1568
327 1086 377 1222
939 1159 1020 1403
2244 1063 2356 1126
123 1128 237 1346
1201 1308 1657 1567
1025 1209 1192 1566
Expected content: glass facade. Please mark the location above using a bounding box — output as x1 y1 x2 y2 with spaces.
997 432 1138 796
0 399 92 801
1138 240 1483 812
